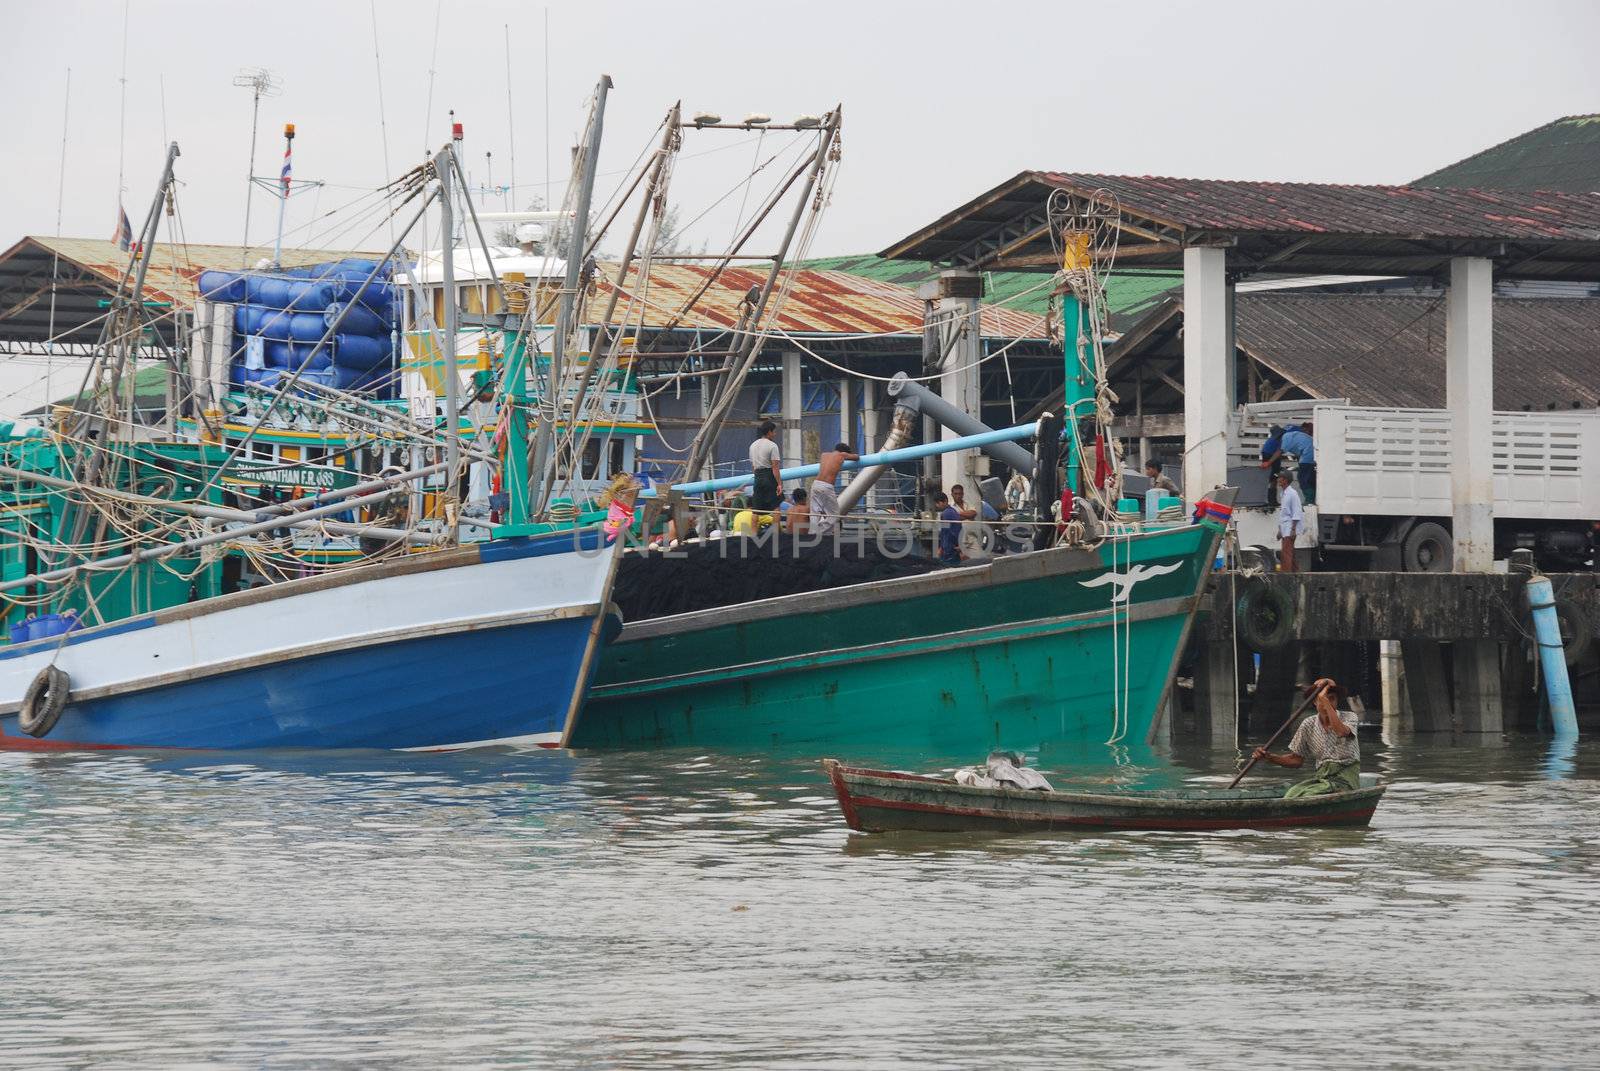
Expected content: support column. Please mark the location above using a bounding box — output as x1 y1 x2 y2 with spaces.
839 378 853 451
1445 257 1501 732
1182 246 1230 507
1446 256 1495 573
781 349 803 488
1453 640 1503 733
861 379 879 507
935 270 983 496
1194 638 1240 747
1401 640 1454 732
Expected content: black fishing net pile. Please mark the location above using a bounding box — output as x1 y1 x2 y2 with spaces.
612 535 943 623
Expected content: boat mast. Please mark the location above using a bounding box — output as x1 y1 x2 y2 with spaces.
272 122 294 268
531 73 611 518
437 128 462 542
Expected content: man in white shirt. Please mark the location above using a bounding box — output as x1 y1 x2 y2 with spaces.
1275 471 1303 573
749 420 782 519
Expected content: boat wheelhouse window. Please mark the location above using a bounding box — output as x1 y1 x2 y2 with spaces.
305 446 328 466
581 440 601 480
609 440 625 478
249 439 271 461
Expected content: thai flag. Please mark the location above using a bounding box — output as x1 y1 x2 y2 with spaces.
114 205 132 251
280 143 292 195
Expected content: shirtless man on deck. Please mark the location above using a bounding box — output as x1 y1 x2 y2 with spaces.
809 442 859 536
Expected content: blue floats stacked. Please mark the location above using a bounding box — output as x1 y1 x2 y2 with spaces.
199 258 400 397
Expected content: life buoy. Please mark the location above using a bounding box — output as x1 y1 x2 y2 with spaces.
19 665 70 738
1236 579 1295 652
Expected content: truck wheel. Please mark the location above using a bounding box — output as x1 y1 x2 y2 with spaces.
1236 580 1294 652
1402 522 1452 572
1555 600 1593 666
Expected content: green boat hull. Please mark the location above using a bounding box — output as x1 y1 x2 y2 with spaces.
573 519 1223 759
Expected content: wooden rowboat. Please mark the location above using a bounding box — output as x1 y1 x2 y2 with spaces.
823 759 1387 834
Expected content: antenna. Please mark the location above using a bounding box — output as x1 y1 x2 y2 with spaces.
232 67 282 267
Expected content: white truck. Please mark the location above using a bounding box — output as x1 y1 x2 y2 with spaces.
1230 402 1599 572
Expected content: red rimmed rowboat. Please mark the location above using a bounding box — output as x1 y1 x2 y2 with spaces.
823 759 1386 834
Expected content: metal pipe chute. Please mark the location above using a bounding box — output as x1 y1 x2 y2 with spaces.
885 372 1036 476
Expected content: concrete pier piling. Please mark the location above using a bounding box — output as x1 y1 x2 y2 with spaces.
1185 571 1600 737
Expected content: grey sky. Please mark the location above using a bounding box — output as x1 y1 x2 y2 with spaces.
3 0 1597 260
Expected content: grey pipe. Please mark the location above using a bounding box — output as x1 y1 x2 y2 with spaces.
835 401 918 514
886 371 1035 475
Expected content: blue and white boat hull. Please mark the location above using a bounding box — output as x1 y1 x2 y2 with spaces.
0 530 619 751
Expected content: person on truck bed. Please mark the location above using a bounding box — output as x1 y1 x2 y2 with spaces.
1280 422 1316 504
1259 425 1285 506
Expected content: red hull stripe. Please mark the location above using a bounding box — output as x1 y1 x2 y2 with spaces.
847 792 1375 830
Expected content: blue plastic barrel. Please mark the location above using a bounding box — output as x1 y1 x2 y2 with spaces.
322 301 392 336
264 340 334 371
333 333 393 369
235 305 327 342
244 276 344 312
331 364 391 395
198 270 246 304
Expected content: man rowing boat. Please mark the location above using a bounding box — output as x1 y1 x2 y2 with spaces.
1251 678 1360 798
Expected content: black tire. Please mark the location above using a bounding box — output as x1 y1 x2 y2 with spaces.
1236 580 1295 652
1236 545 1274 573
1554 600 1594 667
19 665 70 738
1402 521 1452 573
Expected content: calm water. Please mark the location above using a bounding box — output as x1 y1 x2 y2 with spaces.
3 734 1598 1069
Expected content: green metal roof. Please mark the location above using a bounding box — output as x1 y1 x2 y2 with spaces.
1415 114 1600 194
799 254 1179 330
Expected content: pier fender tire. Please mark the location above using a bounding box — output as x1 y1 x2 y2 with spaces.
1401 521 1452 573
1236 580 1294 653
1553 600 1593 667
19 665 70 738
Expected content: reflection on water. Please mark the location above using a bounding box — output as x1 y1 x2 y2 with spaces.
3 735 1598 1068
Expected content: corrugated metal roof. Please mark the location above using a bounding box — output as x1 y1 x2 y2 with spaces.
0 236 386 346
1416 115 1600 195
1036 172 1600 240
596 262 1045 339
1235 294 1600 410
799 253 1179 327
21 236 385 308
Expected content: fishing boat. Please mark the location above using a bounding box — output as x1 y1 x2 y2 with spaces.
0 528 615 750
574 497 1230 754
823 759 1388 833
0 85 635 751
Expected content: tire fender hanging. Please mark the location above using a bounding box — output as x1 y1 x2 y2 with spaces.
1236 579 1295 652
18 665 70 738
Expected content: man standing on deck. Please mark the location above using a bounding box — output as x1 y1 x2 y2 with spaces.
809 442 859 537
1252 678 1360 797
1276 471 1303 573
750 420 783 520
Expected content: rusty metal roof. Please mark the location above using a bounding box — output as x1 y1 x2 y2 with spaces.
882 171 1600 281
596 261 1045 340
0 236 384 346
1035 173 1600 240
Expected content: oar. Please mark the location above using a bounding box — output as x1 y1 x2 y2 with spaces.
1227 683 1327 789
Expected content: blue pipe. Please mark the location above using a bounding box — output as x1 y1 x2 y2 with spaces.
1526 574 1579 737
671 422 1038 496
